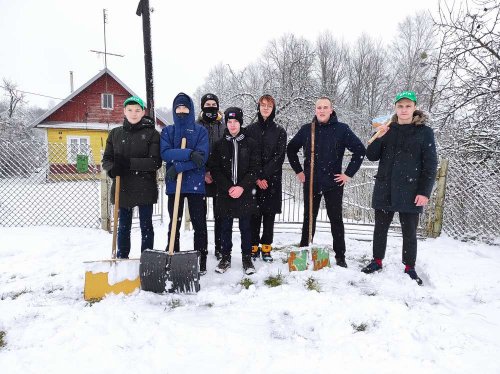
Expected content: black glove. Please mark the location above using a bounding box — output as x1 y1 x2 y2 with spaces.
110 155 130 177
166 165 178 181
190 151 205 168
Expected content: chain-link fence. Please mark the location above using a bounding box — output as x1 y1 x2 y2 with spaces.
441 153 500 243
0 140 163 229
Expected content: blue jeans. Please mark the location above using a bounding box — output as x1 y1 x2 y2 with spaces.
117 204 154 259
220 215 252 258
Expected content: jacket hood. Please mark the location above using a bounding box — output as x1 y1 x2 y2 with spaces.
313 110 338 125
257 103 276 126
172 93 196 124
390 110 428 126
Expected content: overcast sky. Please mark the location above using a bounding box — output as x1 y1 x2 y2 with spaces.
1 0 440 110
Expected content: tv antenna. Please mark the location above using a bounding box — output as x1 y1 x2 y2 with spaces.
90 9 124 68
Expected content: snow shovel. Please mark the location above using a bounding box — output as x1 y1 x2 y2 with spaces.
368 115 392 144
140 138 200 294
287 119 330 272
84 175 141 301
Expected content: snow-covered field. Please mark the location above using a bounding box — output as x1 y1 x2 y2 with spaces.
1 224 499 374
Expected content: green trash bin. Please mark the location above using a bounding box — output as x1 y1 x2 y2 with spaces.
76 154 89 173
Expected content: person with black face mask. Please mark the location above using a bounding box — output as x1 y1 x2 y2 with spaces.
196 93 226 260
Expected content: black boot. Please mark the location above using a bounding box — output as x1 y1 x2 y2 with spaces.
215 255 231 274
405 267 423 286
199 252 207 276
242 255 256 275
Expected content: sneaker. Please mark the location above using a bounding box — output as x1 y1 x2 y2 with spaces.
251 245 260 261
261 244 273 263
242 255 256 275
361 259 382 274
199 253 207 276
214 248 222 260
215 257 231 274
405 267 423 286
336 258 348 268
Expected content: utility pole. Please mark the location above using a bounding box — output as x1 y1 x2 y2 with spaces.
136 0 155 118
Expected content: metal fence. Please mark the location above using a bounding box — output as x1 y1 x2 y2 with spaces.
440 153 500 243
0 140 163 229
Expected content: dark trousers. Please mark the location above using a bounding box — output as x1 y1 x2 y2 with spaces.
373 209 419 266
117 204 154 259
251 212 276 246
207 196 222 252
167 194 208 254
220 215 252 258
299 186 345 260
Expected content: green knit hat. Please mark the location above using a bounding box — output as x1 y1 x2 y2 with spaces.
123 96 145 109
394 90 417 104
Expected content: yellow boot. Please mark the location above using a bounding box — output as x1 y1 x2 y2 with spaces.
261 244 273 262
251 245 260 261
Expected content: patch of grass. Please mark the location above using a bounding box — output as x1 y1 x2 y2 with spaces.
49 273 58 277
240 278 254 289
352 322 368 333
46 286 63 294
264 272 285 288
0 331 6 349
10 288 31 300
85 298 101 306
168 299 182 309
304 276 321 292
347 280 357 287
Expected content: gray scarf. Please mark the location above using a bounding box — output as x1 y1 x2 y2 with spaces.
225 133 245 184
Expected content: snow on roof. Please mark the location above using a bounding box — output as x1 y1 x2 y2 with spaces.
36 122 122 131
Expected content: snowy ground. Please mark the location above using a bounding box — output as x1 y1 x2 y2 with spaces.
1 224 499 374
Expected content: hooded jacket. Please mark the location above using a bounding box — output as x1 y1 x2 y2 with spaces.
160 93 209 195
196 111 226 197
245 106 287 214
286 112 366 193
366 110 438 213
102 115 162 208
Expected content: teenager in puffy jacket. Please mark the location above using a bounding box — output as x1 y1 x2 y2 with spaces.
160 92 209 275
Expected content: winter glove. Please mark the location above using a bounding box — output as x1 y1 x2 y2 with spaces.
190 151 205 168
166 165 178 182
110 155 130 177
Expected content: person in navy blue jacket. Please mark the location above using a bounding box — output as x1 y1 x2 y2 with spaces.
160 92 210 275
286 97 366 267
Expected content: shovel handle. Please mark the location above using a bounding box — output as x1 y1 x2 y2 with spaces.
368 118 392 144
111 175 120 259
168 138 187 255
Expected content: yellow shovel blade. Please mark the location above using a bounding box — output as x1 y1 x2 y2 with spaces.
83 259 140 301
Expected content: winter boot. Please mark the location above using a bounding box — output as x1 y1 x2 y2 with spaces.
336 257 348 268
215 256 231 274
405 266 423 286
199 252 207 276
361 259 383 274
251 245 260 261
261 244 273 262
242 255 256 275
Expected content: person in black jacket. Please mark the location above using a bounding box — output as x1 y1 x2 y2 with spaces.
196 93 226 260
361 91 438 285
246 95 287 262
209 107 260 275
287 97 366 267
102 96 162 258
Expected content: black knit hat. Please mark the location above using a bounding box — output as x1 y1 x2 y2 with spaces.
201 93 219 109
224 107 243 125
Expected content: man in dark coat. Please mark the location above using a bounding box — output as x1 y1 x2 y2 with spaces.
209 107 260 275
287 97 366 267
102 96 162 259
196 93 226 260
246 94 287 262
361 91 438 285
160 92 210 275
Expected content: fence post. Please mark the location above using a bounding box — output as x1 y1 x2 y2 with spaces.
429 158 449 238
100 169 110 232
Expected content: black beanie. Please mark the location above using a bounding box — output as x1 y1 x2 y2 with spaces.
201 93 219 109
224 107 243 125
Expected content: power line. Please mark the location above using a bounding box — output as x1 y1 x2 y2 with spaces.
0 86 69 101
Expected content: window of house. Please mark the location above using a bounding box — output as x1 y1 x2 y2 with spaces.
101 93 114 110
67 136 91 163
